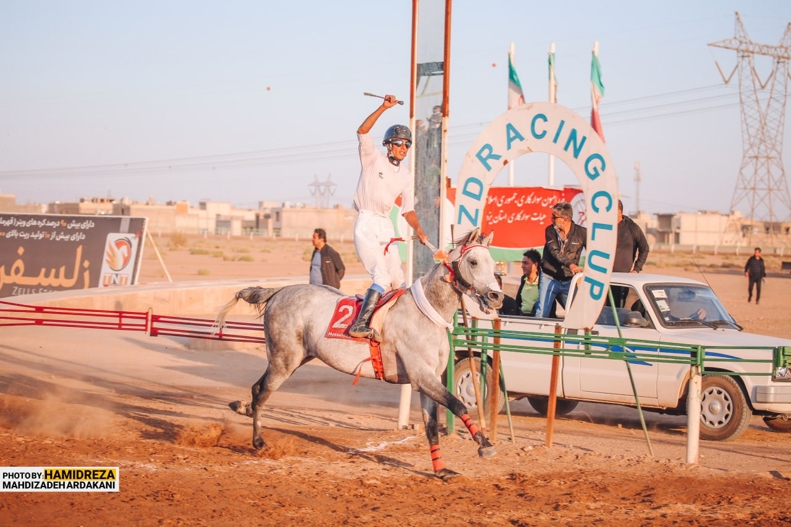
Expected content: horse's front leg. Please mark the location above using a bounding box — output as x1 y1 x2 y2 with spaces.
417 374 496 471
442 385 496 458
419 393 459 481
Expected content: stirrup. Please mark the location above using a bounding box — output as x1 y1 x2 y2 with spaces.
349 325 382 342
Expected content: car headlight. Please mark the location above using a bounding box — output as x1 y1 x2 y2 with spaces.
773 367 791 382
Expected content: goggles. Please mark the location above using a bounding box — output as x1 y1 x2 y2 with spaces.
388 140 412 148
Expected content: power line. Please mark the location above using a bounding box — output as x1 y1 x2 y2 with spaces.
0 84 749 180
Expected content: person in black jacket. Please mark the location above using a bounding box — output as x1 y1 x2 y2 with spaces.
744 247 766 304
309 228 345 289
535 202 586 318
613 200 649 273
495 274 520 316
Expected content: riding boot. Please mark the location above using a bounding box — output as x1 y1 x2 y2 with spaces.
349 289 382 342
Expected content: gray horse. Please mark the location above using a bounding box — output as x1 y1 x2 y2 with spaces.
214 228 504 480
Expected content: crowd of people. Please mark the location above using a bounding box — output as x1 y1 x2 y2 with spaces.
497 199 650 318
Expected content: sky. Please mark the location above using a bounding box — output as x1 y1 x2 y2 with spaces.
1 0 790 216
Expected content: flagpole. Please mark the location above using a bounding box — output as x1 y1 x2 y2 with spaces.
508 42 515 187
548 42 556 188
399 0 420 432
590 40 606 142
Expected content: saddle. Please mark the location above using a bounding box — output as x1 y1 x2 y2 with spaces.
325 288 407 384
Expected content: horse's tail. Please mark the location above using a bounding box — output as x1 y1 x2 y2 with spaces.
213 286 282 331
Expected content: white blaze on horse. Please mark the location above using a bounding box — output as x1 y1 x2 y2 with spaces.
214 228 504 480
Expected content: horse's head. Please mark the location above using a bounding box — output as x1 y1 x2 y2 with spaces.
445 228 504 314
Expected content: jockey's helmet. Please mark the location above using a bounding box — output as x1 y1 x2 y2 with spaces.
382 125 412 147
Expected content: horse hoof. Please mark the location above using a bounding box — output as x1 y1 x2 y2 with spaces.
435 468 460 481
252 436 266 450
478 445 497 458
229 400 253 417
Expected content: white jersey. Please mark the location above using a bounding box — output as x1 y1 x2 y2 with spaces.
353 133 415 216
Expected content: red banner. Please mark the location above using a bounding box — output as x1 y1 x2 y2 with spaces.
447 186 583 249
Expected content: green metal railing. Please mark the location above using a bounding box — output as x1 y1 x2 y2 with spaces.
446 321 791 430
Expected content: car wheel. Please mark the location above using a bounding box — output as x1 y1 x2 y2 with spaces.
526 395 579 417
698 375 751 441
763 416 791 433
453 357 505 421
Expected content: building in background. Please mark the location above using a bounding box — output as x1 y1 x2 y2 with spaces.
0 192 46 214
3 191 790 249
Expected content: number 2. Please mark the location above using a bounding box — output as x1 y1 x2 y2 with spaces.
332 304 354 329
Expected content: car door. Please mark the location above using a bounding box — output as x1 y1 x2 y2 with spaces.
563 284 661 404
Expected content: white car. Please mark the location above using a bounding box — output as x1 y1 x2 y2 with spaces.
454 273 791 441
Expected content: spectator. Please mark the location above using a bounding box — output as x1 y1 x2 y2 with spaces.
535 202 587 318
495 274 520 316
613 200 649 273
514 249 541 316
744 247 766 304
309 228 345 289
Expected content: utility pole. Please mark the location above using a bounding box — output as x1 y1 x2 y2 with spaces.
634 162 642 213
710 12 791 246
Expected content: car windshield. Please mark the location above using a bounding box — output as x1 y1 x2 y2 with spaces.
645 284 737 329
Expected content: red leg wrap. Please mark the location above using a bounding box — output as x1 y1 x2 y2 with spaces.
460 414 480 438
430 445 446 472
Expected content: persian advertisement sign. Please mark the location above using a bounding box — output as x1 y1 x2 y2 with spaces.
0 214 147 298
447 186 583 256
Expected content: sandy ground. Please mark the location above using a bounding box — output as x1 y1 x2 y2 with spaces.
2 233 791 526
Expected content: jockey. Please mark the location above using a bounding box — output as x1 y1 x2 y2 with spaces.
349 94 428 341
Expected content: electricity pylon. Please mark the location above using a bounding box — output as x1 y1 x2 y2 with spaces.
308 174 336 209
710 12 791 245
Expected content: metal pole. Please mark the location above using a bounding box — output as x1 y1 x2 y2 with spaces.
489 318 502 441
686 365 702 464
548 42 556 188
439 0 451 251
508 42 516 187
500 361 516 443
398 0 421 431
545 323 562 448
397 384 412 430
146 230 172 283
608 287 654 457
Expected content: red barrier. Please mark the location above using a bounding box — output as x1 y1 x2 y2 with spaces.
0 300 266 344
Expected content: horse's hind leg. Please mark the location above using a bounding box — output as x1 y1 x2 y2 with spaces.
419 393 459 481
248 357 303 450
417 375 496 460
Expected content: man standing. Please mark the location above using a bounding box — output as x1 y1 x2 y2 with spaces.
745 247 766 304
535 202 587 318
309 228 345 289
349 94 428 341
514 249 541 316
613 200 649 273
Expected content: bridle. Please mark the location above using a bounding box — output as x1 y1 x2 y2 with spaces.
442 243 487 296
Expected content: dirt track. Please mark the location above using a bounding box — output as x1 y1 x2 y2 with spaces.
2 322 791 526
2 236 791 525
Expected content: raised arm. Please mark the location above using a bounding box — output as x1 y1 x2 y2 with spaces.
358 94 399 134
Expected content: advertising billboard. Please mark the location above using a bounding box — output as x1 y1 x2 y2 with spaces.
0 214 147 298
